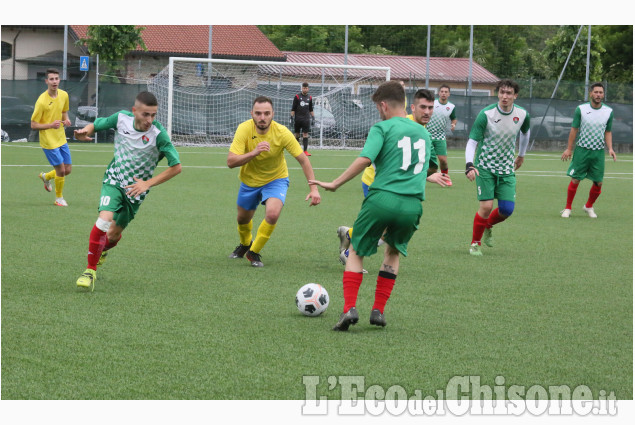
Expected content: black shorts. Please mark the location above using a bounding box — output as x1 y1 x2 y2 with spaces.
294 119 311 134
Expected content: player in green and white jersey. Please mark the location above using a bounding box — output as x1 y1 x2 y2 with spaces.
73 91 182 291
310 82 450 330
465 79 530 256
560 82 616 219
427 84 457 183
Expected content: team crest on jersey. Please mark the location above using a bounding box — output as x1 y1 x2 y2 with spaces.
446 107 450 111
513 117 520 124
142 135 150 144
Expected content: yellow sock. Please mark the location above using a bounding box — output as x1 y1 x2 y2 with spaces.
251 219 276 253
45 170 56 181
348 228 353 239
238 221 253 246
54 176 65 198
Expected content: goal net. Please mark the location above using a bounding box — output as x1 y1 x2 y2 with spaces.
148 58 390 148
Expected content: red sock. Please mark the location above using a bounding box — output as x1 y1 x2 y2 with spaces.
487 208 508 227
104 234 122 251
566 181 579 209
585 184 602 208
471 212 489 245
87 225 107 270
342 271 363 313
372 272 396 314
441 168 449 174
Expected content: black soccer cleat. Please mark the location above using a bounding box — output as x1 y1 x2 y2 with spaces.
332 307 359 331
245 250 264 267
229 242 252 259
369 309 386 327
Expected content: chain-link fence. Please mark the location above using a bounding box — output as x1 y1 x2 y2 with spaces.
3 57 632 150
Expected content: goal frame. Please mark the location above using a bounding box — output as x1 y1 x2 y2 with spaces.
165 57 391 141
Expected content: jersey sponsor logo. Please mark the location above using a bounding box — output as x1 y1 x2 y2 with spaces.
513 117 520 124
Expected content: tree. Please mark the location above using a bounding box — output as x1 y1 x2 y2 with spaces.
78 25 146 83
595 25 633 83
258 25 366 54
543 25 605 82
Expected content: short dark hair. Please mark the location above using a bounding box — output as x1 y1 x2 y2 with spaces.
45 68 60 78
136 91 158 107
496 79 520 94
439 84 451 92
302 82 309 88
371 81 405 107
590 82 605 91
413 89 435 103
253 96 274 108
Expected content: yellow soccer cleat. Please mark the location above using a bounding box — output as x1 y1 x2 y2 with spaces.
96 251 108 266
76 268 96 292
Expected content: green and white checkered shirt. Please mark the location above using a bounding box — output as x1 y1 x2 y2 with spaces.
572 103 613 150
427 99 456 141
469 103 530 175
94 111 181 204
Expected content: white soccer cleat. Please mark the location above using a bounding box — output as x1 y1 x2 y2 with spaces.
560 209 571 218
337 226 351 253
582 206 597 218
55 198 68 207
39 172 53 192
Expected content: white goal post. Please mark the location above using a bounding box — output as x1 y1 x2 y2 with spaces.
148 57 391 148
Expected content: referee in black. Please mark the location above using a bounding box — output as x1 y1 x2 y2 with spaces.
290 82 315 156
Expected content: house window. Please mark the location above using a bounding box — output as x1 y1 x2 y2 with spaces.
1 41 12 61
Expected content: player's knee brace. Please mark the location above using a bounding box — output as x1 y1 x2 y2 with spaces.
96 217 111 232
498 200 515 217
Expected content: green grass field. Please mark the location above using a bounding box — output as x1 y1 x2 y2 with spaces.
1 142 632 400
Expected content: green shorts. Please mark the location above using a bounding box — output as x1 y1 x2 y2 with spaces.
431 138 447 156
475 167 517 202
567 146 605 182
98 183 140 229
351 190 422 257
428 148 439 172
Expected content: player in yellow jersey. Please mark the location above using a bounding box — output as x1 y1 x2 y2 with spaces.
338 89 444 267
31 68 72 206
228 96 321 267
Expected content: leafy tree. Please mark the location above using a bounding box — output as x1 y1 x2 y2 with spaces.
595 25 633 83
543 25 605 82
78 25 146 83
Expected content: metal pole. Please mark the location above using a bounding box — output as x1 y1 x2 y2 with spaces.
95 54 99 143
584 25 591 101
63 25 68 80
320 69 325 148
344 25 349 83
468 25 473 96
425 25 430 89
208 25 213 85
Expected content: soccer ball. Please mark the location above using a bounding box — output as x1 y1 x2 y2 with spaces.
295 283 329 316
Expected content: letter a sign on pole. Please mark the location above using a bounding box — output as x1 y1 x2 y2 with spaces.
80 56 90 71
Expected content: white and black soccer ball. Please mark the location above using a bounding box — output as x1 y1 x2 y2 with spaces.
295 283 329 316
1 129 9 142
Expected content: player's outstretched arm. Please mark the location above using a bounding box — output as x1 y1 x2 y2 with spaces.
74 123 95 142
124 163 182 198
309 157 371 192
295 153 321 206
427 173 452 187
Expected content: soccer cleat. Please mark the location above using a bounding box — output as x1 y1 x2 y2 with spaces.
55 198 68 207
229 242 252 259
304 151 312 157
339 249 368 274
469 243 483 256
332 307 359 331
39 172 53 192
369 309 387 327
337 226 351 253
97 251 108 266
245 250 264 267
482 227 494 247
582 206 597 218
443 174 453 187
76 268 96 291
560 209 571 218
